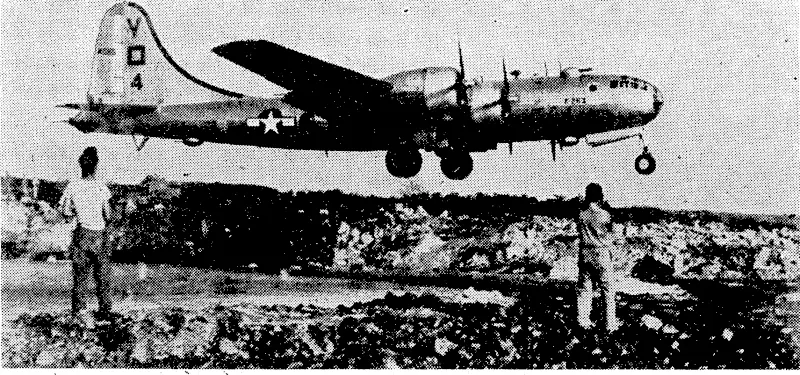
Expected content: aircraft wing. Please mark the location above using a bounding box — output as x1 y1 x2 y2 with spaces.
212 40 394 119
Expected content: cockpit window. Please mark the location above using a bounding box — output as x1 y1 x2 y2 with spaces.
610 80 618 88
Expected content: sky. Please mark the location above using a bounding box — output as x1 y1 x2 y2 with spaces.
1 0 798 215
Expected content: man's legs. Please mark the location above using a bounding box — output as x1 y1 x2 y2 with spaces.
90 230 113 314
576 251 595 329
597 247 619 332
71 229 92 315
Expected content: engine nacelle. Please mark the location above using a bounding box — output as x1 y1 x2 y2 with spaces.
559 136 580 147
183 137 204 147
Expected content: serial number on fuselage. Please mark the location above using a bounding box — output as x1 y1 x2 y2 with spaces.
564 97 587 105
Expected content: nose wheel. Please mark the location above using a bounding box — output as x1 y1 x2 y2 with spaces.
635 148 656 175
634 132 656 175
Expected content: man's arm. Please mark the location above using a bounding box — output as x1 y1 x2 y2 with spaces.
101 186 113 224
57 184 75 219
102 199 112 224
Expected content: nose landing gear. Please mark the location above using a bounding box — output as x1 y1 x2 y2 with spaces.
634 134 656 175
635 147 656 175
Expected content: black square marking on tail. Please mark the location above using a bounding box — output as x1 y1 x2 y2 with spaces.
127 45 146 65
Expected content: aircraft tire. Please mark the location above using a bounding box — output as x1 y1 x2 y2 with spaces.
440 152 473 180
183 138 204 147
385 147 422 178
635 152 656 175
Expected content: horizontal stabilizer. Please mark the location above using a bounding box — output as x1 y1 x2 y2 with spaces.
57 104 83 110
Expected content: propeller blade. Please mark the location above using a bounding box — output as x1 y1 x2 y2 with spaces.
502 58 508 86
458 42 465 80
500 58 511 118
455 42 468 108
454 41 470 117
550 139 557 161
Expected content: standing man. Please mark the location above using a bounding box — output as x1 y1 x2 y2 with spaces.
576 183 619 332
59 146 113 323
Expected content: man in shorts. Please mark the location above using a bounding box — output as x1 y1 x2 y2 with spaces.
576 183 619 332
59 147 113 324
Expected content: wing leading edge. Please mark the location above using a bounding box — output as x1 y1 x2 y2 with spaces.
212 40 395 120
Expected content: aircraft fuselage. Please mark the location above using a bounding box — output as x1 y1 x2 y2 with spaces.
71 70 662 153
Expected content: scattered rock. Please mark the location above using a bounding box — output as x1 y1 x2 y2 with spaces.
218 338 248 359
722 328 734 341
34 344 63 367
434 337 456 356
641 315 663 330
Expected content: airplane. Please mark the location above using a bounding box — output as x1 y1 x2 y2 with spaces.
62 2 664 180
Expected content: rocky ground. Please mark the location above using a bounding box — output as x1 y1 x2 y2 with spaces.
3 287 798 369
3 195 799 368
2 259 798 369
329 203 800 283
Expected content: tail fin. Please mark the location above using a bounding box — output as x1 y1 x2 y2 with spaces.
89 2 164 106
88 2 242 107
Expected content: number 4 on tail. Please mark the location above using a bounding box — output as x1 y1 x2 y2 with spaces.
131 73 143 90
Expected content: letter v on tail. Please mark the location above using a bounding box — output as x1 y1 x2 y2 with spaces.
127 17 141 38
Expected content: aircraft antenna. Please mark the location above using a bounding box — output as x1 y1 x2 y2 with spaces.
544 62 548 77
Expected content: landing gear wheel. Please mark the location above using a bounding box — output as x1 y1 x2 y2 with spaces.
183 138 204 147
635 152 656 175
386 147 422 178
440 152 473 180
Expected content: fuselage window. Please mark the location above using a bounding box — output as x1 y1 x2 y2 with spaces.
610 80 618 88
589 84 597 92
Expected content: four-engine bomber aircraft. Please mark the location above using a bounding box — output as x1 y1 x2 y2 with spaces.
63 2 664 180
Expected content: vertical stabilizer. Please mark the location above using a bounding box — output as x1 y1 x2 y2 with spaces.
90 2 164 106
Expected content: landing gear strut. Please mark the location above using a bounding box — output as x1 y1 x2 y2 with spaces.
439 151 473 180
386 147 422 178
635 134 656 175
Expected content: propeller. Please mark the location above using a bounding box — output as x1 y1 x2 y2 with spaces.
500 58 511 118
455 42 469 110
478 58 512 115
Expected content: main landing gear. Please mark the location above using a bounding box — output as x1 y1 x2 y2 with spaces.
385 147 474 180
634 134 656 175
439 150 473 180
385 146 422 178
